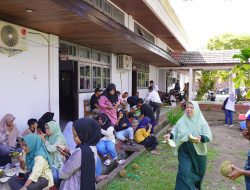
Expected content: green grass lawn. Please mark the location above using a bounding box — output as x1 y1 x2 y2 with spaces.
103 134 219 190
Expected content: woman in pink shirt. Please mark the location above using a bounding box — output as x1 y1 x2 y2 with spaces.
99 83 120 125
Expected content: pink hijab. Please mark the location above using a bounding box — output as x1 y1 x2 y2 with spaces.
0 114 20 147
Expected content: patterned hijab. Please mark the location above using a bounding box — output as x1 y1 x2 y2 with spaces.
0 114 20 147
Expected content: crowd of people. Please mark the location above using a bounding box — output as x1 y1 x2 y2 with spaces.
2 79 249 190
0 81 163 190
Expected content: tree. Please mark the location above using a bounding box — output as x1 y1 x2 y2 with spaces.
207 33 250 50
232 48 250 99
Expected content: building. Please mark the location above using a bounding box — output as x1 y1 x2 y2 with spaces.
0 0 192 130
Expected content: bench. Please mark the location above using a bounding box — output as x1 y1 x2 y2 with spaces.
83 99 92 118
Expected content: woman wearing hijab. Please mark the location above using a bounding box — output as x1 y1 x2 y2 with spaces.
0 113 20 147
8 134 53 190
115 109 135 146
38 121 66 188
164 101 213 190
37 112 54 134
96 113 125 166
59 118 101 190
99 83 120 125
134 116 159 154
223 92 236 127
0 114 20 166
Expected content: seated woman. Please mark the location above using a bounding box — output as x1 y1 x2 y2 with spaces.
134 117 159 155
59 118 101 190
96 113 125 166
115 109 135 146
0 114 20 166
8 134 54 190
38 121 66 188
62 121 106 182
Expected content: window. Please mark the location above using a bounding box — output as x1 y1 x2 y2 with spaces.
137 72 149 88
92 66 102 89
84 0 125 25
79 65 91 91
92 50 101 62
103 67 111 89
101 54 111 64
134 23 155 44
79 46 91 60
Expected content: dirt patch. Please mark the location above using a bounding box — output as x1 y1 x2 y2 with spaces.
203 111 249 190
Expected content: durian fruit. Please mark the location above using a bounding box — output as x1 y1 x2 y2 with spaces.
132 163 139 170
188 134 199 143
0 169 4 177
119 169 127 178
220 161 233 178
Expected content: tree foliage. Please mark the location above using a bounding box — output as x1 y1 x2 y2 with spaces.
207 33 250 50
196 71 216 101
232 48 250 99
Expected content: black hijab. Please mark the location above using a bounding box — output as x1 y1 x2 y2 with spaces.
38 112 54 133
117 109 131 129
101 83 118 105
98 113 111 131
73 118 101 190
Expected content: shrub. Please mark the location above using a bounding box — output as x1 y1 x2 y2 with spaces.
167 108 184 126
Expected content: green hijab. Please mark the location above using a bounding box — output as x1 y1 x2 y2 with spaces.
171 101 213 155
23 134 52 170
45 121 66 145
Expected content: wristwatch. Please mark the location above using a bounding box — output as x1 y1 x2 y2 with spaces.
22 186 28 190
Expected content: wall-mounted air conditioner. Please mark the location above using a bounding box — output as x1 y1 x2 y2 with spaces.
0 20 27 51
117 55 132 70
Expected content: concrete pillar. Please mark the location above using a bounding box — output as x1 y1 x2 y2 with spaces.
189 68 193 101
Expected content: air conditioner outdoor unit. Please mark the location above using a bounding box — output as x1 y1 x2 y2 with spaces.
0 20 27 51
117 55 132 70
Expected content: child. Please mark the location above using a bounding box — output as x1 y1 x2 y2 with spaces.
22 118 38 137
134 117 159 155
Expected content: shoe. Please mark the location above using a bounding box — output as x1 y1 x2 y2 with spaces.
117 159 125 165
151 150 160 155
104 159 112 166
129 140 136 146
230 125 233 127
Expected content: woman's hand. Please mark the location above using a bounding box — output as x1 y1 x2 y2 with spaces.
242 130 250 141
18 155 24 163
228 165 244 180
122 123 127 127
38 133 46 142
193 136 201 144
164 134 170 140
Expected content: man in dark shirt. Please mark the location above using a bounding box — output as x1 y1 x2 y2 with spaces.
137 98 157 134
90 88 102 118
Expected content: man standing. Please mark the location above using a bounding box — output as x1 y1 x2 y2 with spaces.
145 86 162 123
90 88 103 119
174 80 181 92
149 80 159 92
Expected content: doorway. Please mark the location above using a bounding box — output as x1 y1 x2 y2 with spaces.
132 70 137 96
59 61 78 126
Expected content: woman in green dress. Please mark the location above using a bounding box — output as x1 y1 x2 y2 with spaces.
164 101 213 190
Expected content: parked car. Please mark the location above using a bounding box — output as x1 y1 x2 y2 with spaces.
217 88 229 95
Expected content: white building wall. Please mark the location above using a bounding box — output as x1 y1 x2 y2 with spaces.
0 28 59 132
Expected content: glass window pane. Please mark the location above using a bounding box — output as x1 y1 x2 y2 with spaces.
80 67 85 76
93 66 96 77
80 78 85 89
86 66 90 77
86 78 90 89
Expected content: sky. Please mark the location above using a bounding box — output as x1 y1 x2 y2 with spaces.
169 0 250 50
